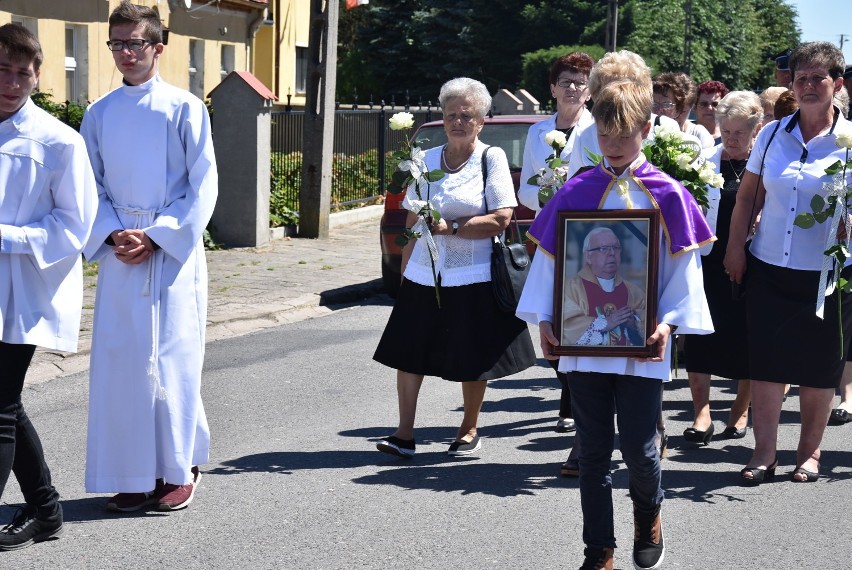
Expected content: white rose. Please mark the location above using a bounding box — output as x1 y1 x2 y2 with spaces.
698 165 716 185
545 129 568 149
675 153 693 170
389 112 415 131
835 130 852 149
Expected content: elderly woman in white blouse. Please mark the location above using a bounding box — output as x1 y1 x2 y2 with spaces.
373 77 535 459
725 42 852 484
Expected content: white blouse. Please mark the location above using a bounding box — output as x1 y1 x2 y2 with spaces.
402 140 516 287
746 111 852 270
516 155 713 382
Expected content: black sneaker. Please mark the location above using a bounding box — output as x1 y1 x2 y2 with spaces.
0 504 64 551
579 546 614 569
376 435 416 458
447 435 481 456
632 505 664 569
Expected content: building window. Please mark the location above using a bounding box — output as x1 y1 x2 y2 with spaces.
189 40 205 99
295 46 308 94
220 44 235 79
64 25 88 103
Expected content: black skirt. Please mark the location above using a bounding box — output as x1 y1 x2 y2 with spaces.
746 254 852 388
684 183 749 379
373 279 536 381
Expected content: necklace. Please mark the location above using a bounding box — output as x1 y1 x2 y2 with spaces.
725 158 747 183
441 145 471 174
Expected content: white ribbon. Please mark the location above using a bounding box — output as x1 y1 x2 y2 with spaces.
406 199 439 262
816 174 850 318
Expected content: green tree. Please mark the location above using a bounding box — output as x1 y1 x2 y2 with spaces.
337 0 611 102
620 0 800 90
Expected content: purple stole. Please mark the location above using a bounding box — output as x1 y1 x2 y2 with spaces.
528 159 714 257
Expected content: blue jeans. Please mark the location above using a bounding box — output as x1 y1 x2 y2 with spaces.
0 342 59 514
568 371 663 549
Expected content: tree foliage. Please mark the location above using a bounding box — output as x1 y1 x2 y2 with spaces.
336 0 801 103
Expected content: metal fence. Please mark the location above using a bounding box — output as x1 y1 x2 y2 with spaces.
270 106 441 210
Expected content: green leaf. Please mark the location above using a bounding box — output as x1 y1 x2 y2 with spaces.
431 209 442 223
527 174 541 185
825 160 844 175
810 194 826 212
425 169 446 182
549 157 564 168
394 235 410 247
794 213 815 228
840 278 852 293
585 148 602 166
387 169 410 194
814 211 831 224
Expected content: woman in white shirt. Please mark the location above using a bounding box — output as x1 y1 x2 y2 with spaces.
373 78 535 459
725 42 852 484
518 51 595 212
517 51 595 455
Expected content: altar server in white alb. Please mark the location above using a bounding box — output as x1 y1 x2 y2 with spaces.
81 1 217 513
0 23 96 550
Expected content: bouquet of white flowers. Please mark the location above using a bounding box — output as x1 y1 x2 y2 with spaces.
527 129 569 206
641 126 721 209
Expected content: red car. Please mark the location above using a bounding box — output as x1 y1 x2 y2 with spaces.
380 115 547 296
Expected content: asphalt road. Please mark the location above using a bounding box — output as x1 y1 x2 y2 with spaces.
3 297 852 569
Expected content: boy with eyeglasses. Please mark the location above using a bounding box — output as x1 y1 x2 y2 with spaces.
80 0 217 513
0 23 97 549
517 79 714 570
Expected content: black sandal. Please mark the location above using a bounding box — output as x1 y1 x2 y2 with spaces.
740 458 777 486
790 466 819 483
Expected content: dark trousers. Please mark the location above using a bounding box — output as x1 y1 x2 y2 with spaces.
0 342 59 513
568 371 663 550
548 359 572 418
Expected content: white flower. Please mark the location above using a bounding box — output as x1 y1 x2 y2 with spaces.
698 164 717 185
835 129 852 149
652 126 682 144
674 153 694 170
398 146 426 179
544 129 568 149
389 112 415 131
710 172 725 188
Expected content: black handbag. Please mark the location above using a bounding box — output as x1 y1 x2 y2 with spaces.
481 147 531 312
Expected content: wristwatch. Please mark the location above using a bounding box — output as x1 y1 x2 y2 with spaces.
451 220 460 235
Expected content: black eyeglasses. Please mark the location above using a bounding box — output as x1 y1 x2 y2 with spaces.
106 39 152 52
556 79 588 90
588 245 622 254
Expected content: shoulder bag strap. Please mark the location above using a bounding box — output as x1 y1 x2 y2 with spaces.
481 145 521 243
745 119 783 237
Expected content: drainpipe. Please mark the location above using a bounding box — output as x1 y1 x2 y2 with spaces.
246 7 267 73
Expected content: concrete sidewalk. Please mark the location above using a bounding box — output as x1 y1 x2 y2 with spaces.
28 209 386 384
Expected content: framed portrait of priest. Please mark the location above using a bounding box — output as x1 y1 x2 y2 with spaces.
552 209 660 357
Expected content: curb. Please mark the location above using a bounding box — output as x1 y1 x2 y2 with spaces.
28 279 387 387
